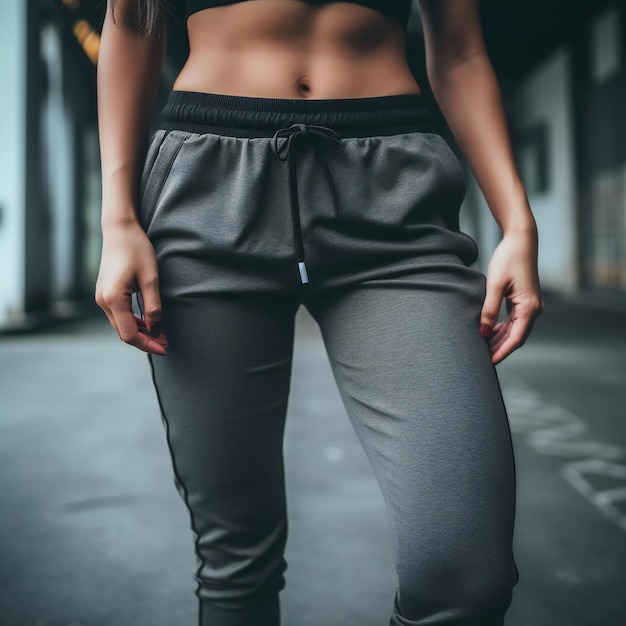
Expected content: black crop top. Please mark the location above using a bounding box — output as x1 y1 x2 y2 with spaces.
185 1 413 32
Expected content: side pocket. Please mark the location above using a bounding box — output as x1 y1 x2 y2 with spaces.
138 130 190 231
431 134 481 265
139 129 168 204
429 133 468 199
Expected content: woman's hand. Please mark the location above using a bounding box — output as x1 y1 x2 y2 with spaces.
479 226 544 365
95 220 168 356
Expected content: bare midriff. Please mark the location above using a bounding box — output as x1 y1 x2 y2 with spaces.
172 0 422 99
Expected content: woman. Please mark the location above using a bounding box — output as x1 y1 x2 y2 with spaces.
95 1 544 625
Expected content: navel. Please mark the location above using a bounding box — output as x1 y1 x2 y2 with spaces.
296 75 312 97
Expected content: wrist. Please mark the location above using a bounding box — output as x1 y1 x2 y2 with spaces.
100 192 140 231
499 195 538 237
501 215 538 237
101 212 141 233
485 176 536 236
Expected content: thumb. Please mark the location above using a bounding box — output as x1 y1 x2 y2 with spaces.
480 281 504 338
138 272 163 337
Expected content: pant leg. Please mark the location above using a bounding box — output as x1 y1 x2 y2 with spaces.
305 267 519 626
147 293 298 626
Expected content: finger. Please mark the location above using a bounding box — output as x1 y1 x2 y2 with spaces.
486 293 543 363
138 271 165 338
135 315 169 349
488 320 509 349
109 294 167 356
491 314 534 365
489 325 512 362
480 281 505 338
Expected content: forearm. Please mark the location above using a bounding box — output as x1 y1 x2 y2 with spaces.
428 53 536 235
97 1 166 228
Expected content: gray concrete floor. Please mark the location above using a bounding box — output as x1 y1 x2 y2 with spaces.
1 292 625 626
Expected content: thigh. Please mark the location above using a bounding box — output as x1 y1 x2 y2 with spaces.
148 293 298 600
306 270 518 616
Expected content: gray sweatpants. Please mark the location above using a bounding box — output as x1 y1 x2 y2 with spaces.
138 91 519 626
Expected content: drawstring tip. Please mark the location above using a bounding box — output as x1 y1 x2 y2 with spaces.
298 262 309 284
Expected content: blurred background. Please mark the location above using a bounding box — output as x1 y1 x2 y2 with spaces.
0 0 625 625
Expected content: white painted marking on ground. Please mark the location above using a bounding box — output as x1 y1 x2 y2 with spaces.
562 459 626 532
501 381 626 533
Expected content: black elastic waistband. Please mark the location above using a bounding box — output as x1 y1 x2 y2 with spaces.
161 90 442 138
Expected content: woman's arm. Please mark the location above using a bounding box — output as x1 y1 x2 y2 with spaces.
95 0 169 355
419 0 544 364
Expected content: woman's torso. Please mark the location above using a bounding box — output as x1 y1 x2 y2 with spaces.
172 0 422 99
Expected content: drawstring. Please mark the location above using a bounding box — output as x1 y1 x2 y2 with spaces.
271 123 344 284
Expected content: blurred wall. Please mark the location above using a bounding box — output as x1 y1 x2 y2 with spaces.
0 0 27 326
468 48 578 291
0 0 100 330
575 4 626 291
512 48 578 292
463 1 626 297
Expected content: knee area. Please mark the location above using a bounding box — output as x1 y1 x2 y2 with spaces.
194 531 287 619
194 551 287 604
196 561 286 626
396 562 517 625
200 593 280 626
